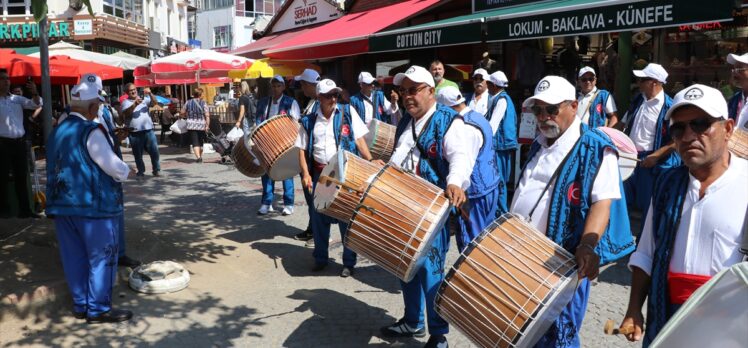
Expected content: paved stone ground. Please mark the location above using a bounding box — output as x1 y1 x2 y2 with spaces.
0 142 641 347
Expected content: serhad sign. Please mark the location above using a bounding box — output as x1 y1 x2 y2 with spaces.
474 0 546 13
272 0 342 33
74 19 92 35
0 21 71 41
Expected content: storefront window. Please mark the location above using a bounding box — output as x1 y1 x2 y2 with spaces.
104 0 139 23
4 0 28 16
214 25 232 48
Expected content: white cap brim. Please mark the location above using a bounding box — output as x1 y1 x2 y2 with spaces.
633 70 648 78
666 101 725 122
727 53 748 65
522 94 567 108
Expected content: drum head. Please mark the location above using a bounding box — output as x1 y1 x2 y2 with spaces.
515 270 578 347
267 146 301 181
619 155 637 181
314 152 346 212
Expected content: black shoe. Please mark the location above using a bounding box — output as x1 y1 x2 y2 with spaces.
340 267 353 278
86 309 133 324
136 172 145 177
294 229 313 241
196 157 203 163
153 171 161 177
118 255 142 268
424 335 447 348
72 311 86 319
380 318 426 338
311 263 327 272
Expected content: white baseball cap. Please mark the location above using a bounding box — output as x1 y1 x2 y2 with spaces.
294 68 320 84
727 53 748 65
666 84 728 122
522 75 576 107
394 65 435 87
358 71 376 85
71 74 104 101
436 86 465 107
578 66 596 78
633 63 668 83
316 79 342 95
271 75 285 84
472 68 489 81
488 70 508 88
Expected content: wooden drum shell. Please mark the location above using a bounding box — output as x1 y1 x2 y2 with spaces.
249 115 300 180
363 119 396 162
728 127 748 159
231 134 265 178
314 151 383 223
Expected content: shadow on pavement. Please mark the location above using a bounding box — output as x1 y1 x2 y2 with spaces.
597 256 632 287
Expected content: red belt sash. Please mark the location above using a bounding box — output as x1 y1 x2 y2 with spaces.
313 161 326 174
667 271 711 304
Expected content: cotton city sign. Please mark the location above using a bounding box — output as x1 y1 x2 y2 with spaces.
396 30 443 49
369 21 483 53
0 21 70 41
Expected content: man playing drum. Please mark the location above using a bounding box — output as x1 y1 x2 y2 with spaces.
350 71 400 125
511 76 634 348
575 66 619 128
620 85 748 347
380 66 476 348
436 86 503 252
484 70 516 213
255 76 301 216
294 68 321 244
296 79 375 278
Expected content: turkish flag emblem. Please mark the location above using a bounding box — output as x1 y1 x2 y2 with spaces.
596 103 602 114
378 105 384 115
566 181 582 206
341 124 350 137
280 110 287 115
428 142 438 158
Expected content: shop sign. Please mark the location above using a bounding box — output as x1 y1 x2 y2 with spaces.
74 19 92 36
369 21 483 53
271 0 342 33
189 39 202 49
474 0 546 13
487 0 734 41
0 21 70 40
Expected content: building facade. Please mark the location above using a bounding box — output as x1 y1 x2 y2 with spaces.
193 0 283 52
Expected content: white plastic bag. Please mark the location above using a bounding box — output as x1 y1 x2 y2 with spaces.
170 119 187 134
226 126 244 142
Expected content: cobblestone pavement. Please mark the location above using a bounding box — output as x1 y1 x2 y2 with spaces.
1 143 641 347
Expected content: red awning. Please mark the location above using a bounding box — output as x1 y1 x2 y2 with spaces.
263 0 441 61
232 28 315 59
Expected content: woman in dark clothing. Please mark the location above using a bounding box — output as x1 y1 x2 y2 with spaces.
181 87 210 163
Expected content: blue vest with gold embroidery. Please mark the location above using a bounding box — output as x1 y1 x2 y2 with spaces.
300 103 357 165
486 91 518 151
256 94 295 124
350 90 389 124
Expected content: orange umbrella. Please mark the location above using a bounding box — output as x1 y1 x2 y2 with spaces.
49 55 123 81
0 49 80 84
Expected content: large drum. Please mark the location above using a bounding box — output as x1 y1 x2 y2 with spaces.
598 126 638 180
346 164 451 282
363 119 396 162
728 127 748 159
249 115 300 180
314 150 383 223
435 214 578 348
231 134 265 178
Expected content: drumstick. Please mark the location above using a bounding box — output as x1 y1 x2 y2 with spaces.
603 319 635 335
319 176 361 193
619 153 640 162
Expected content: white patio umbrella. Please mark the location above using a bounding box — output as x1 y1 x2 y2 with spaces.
150 49 252 84
31 41 129 69
111 51 151 70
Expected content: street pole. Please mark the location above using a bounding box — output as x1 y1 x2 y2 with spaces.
38 17 53 143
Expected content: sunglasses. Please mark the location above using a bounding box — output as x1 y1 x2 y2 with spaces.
531 102 568 117
732 67 748 73
398 85 429 97
637 77 654 83
579 77 595 83
319 93 339 100
669 117 719 139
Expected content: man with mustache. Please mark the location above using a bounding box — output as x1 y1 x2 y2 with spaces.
620 84 747 347
511 76 634 347
467 68 490 115
380 66 475 348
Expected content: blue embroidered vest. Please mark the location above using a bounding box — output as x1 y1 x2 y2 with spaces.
525 123 635 264
45 115 123 218
303 99 320 118
462 109 501 198
624 93 681 170
395 104 458 189
586 89 612 129
101 106 122 159
728 91 743 121
300 103 357 165
643 165 690 347
256 94 295 124
350 90 389 124
486 91 518 151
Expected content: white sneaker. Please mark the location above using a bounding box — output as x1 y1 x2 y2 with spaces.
258 204 274 215
282 206 294 216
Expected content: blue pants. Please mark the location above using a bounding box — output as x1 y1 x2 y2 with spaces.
129 129 160 175
261 174 294 206
457 188 501 253
534 278 590 348
400 225 450 335
496 149 514 213
54 216 119 317
115 212 126 258
623 151 655 214
310 169 356 267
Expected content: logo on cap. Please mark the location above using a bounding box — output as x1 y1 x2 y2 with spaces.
406 67 416 74
537 80 550 92
87 75 96 83
325 80 334 86
684 87 704 100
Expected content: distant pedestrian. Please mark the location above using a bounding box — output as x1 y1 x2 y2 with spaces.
121 83 161 177
430 60 459 93
235 81 257 133
182 87 210 163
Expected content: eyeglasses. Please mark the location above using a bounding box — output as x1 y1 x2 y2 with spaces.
732 67 748 73
579 77 595 83
531 102 568 117
319 93 339 100
637 77 654 83
398 85 429 97
669 117 719 139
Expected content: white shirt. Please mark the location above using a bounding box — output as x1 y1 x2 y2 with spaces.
302 99 318 116
265 95 301 120
576 87 617 124
629 156 748 277
295 105 368 165
626 90 665 152
510 117 621 234
359 91 399 125
487 92 508 135
468 90 489 116
121 96 154 131
388 103 478 190
737 92 748 131
0 93 42 139
70 113 130 182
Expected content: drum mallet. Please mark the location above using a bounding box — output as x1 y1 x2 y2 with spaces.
604 319 635 335
319 175 361 193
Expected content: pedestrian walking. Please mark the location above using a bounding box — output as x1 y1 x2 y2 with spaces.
181 87 210 163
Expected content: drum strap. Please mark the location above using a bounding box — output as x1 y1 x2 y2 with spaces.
581 90 601 125
740 204 748 260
